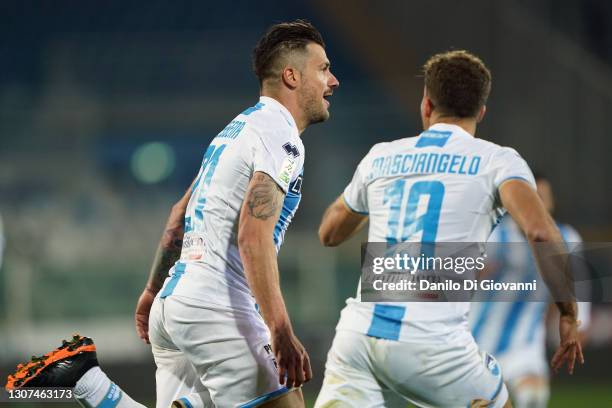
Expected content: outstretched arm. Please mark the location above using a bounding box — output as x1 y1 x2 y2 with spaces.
499 179 584 374
135 181 193 344
238 171 312 388
319 195 368 247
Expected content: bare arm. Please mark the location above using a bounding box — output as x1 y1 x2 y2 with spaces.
146 181 194 293
239 172 289 330
238 171 311 387
499 179 583 373
135 181 193 343
319 195 368 247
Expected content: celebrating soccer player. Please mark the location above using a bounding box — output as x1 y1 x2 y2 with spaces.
6 20 338 408
314 51 582 408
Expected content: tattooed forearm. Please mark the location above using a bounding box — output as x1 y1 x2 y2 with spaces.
146 212 185 292
147 234 183 291
246 173 283 220
144 181 193 294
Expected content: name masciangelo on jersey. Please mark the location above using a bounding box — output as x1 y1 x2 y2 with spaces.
338 123 536 342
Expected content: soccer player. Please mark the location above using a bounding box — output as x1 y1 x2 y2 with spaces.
470 174 591 408
6 20 338 408
314 51 583 407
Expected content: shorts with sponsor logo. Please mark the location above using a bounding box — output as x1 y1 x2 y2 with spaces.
315 329 508 408
149 294 291 408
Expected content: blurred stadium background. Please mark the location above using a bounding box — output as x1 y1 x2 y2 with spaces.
1 0 611 406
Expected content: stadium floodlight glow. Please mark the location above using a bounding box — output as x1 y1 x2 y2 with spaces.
130 142 175 184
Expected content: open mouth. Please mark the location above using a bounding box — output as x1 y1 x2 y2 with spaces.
323 93 333 107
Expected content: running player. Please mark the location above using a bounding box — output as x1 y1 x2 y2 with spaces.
314 50 583 407
6 20 339 408
470 174 591 408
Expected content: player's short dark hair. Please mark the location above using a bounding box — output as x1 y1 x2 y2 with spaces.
253 19 325 84
423 50 491 118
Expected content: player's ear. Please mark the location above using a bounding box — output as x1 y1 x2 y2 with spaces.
476 105 486 123
421 94 434 118
281 66 300 89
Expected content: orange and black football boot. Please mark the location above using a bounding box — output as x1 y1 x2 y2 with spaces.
5 334 98 390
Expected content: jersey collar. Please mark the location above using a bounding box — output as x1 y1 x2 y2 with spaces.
259 96 298 130
427 123 473 138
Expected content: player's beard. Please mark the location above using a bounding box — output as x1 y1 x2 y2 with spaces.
299 82 329 126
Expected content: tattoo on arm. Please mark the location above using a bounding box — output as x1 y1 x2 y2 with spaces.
246 173 283 220
149 234 182 287
147 207 186 292
145 181 193 293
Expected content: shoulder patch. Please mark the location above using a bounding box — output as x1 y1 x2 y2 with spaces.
282 142 300 158
278 157 296 187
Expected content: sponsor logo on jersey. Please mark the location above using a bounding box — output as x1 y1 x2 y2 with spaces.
282 142 300 158
279 157 296 187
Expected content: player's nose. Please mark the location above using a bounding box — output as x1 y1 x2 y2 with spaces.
328 71 339 89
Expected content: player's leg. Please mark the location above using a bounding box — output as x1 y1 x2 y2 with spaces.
314 330 406 408
372 333 509 408
254 388 304 407
162 296 296 407
470 398 513 408
150 344 212 408
507 375 549 408
73 366 146 408
5 334 146 408
148 296 213 408
494 349 548 408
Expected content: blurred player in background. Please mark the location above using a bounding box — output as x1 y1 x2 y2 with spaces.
0 212 4 270
314 50 583 407
6 20 338 408
470 174 591 408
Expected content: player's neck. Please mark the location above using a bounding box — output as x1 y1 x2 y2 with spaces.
260 90 307 135
429 116 477 137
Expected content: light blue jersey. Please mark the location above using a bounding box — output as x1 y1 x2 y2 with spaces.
337 123 536 342
469 216 589 379
159 96 305 311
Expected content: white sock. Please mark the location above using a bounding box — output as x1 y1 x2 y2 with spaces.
74 367 146 408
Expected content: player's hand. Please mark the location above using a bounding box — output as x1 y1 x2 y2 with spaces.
551 315 584 374
135 287 156 344
271 326 313 388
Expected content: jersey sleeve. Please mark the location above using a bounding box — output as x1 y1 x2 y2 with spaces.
252 129 301 193
343 155 370 215
491 147 536 189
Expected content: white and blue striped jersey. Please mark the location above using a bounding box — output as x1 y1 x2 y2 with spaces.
469 216 589 366
337 123 536 342
159 96 305 311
